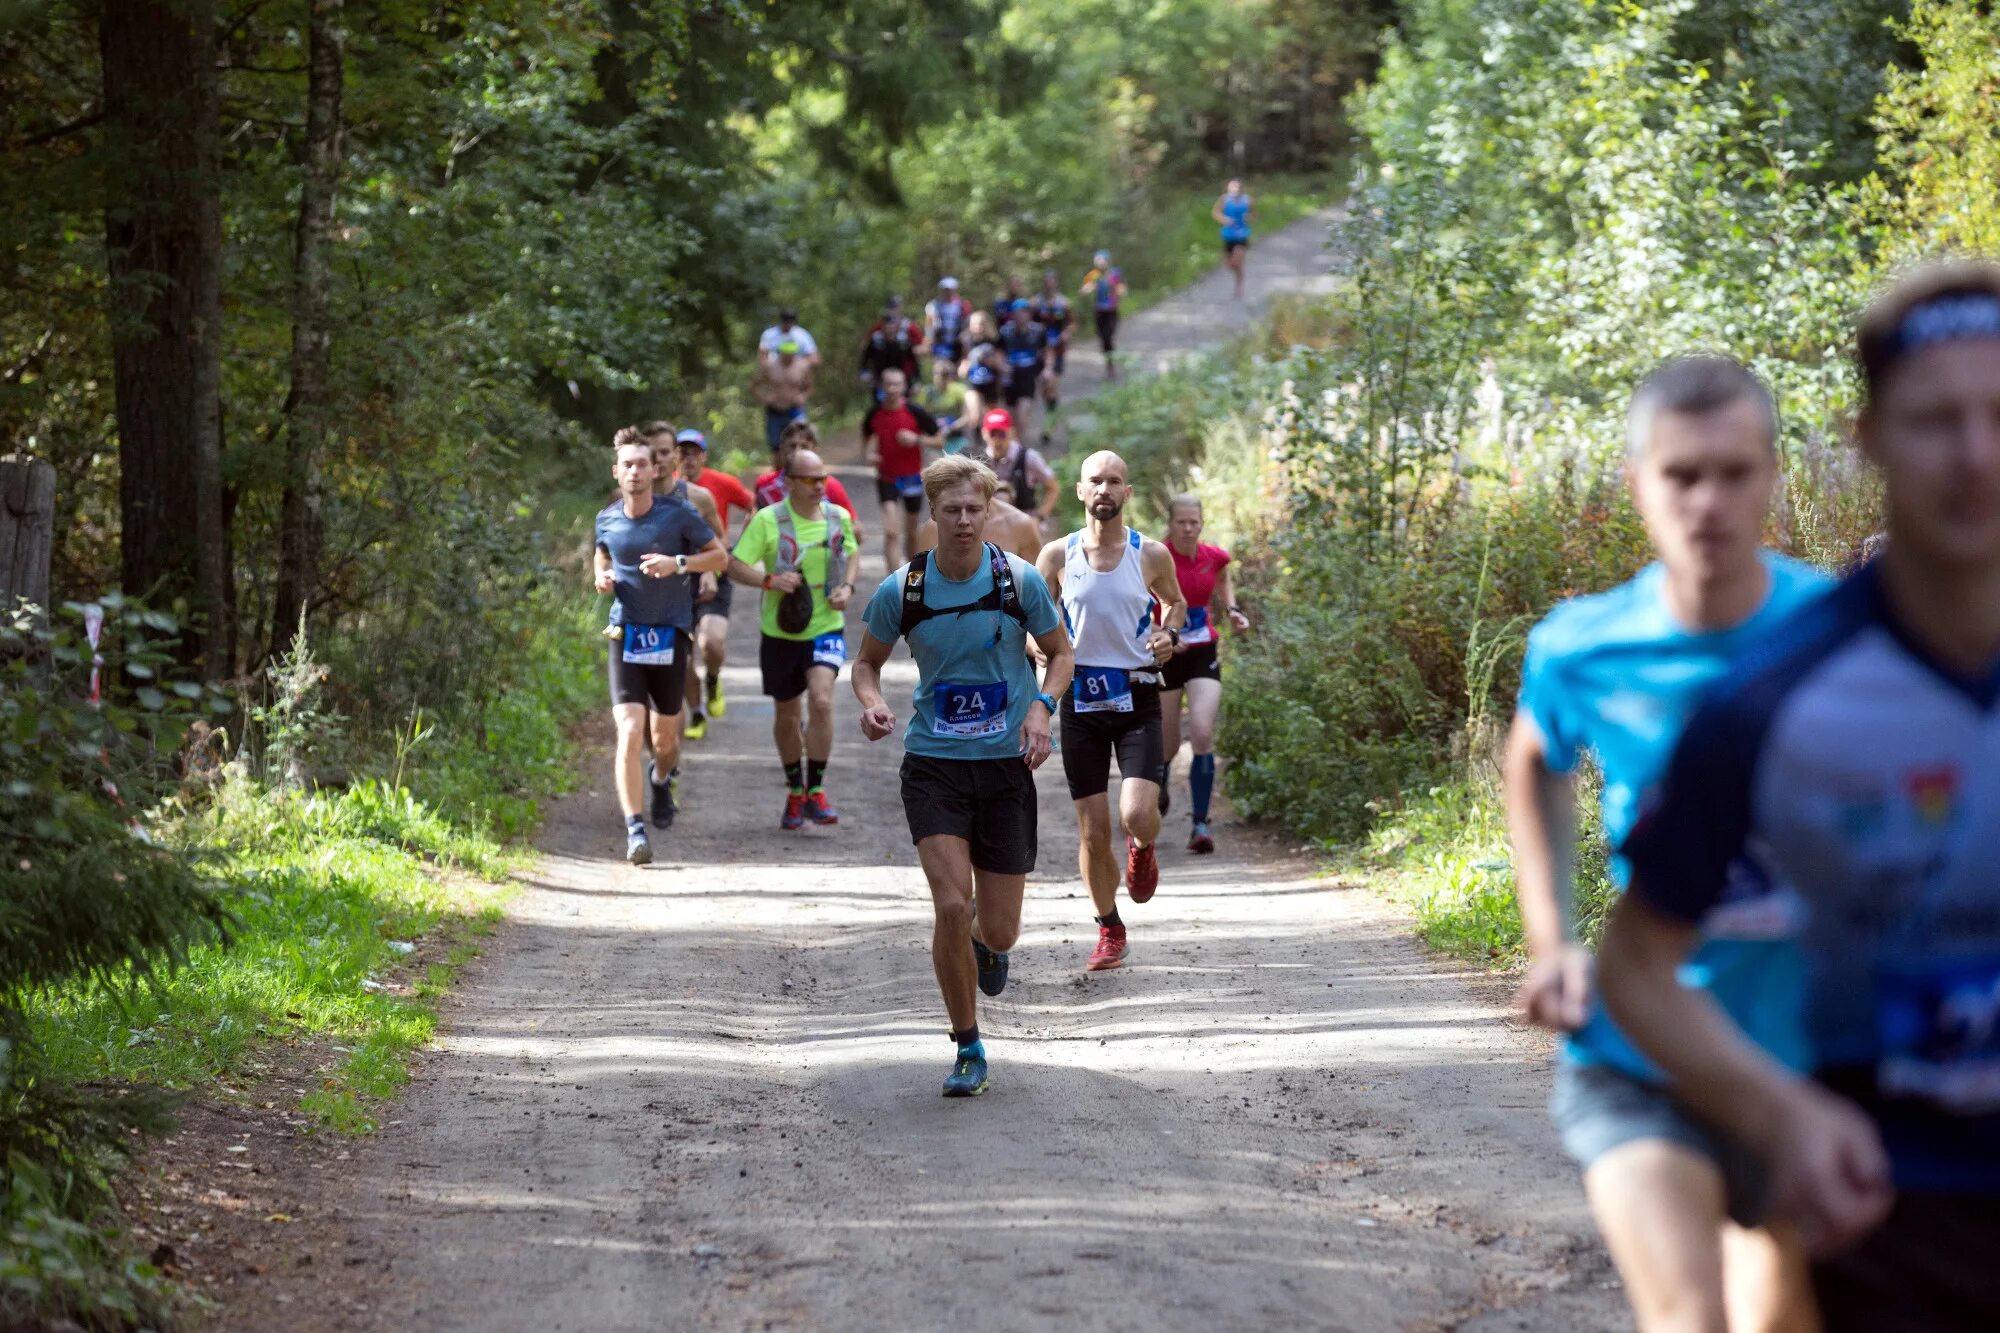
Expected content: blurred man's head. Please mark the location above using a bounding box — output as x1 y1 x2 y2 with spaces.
612 426 656 499
1077 450 1131 521
881 368 908 404
1624 357 1778 588
786 449 830 508
1858 262 2000 573
675 428 708 483
982 407 1014 452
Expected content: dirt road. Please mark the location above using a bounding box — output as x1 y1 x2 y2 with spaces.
212 210 1625 1331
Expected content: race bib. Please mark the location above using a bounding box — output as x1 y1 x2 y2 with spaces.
622 624 675 666
1073 666 1133 714
894 473 926 499
1876 953 2000 1115
933 681 1008 738
1181 606 1215 646
812 631 847 669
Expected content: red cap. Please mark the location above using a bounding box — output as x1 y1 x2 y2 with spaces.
982 408 1013 432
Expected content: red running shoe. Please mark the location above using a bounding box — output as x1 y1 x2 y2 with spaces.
1086 924 1128 971
803 789 839 825
1126 837 1159 903
781 792 807 829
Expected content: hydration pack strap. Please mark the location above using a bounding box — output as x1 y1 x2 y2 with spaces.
898 543 1025 641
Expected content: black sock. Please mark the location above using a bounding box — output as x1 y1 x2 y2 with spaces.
951 1025 980 1048
625 814 646 836
1095 910 1123 930
784 760 804 792
806 758 826 791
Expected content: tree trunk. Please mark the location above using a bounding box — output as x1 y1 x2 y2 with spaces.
272 0 344 651
100 0 228 673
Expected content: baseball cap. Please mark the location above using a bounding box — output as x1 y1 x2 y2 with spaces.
1093 250 1111 265
940 277 959 290
1010 298 1029 312
675 428 707 449
779 307 797 321
982 408 1013 432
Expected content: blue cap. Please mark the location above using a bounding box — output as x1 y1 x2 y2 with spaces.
1010 298 1030 312
675 428 707 449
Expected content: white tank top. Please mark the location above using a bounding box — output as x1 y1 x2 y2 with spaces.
1062 528 1155 670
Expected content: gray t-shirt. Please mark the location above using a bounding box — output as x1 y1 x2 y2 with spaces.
595 497 716 632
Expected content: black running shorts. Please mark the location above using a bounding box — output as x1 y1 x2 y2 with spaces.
875 476 924 515
759 632 839 702
1059 677 1164 800
607 633 687 715
1161 641 1221 691
695 574 734 620
900 753 1038 875
1811 1192 2000 1331
1094 309 1119 355
1003 366 1038 406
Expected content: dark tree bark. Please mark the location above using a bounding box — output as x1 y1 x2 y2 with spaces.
271 0 344 650
100 0 228 672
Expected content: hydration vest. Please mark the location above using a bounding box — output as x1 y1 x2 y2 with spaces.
899 543 1027 640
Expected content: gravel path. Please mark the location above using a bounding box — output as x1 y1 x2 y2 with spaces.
211 206 1626 1332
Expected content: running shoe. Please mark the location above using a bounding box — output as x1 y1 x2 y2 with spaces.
685 711 707 741
708 677 727 718
781 792 807 830
973 936 1010 997
1086 924 1127 971
1126 837 1159 904
626 829 653 866
646 760 677 829
803 789 839 825
1188 821 1215 854
942 1041 988 1098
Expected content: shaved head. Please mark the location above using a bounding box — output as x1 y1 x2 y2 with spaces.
1080 450 1128 481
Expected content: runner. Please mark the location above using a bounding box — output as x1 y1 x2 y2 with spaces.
923 277 974 404
859 295 924 399
598 422 723 643
958 311 1005 440
1601 265 2000 1330
725 446 857 829
1030 269 1074 447
997 299 1046 444
674 428 756 741
1503 357 1829 1331
991 273 1026 325
1157 495 1250 853
754 338 815 453
854 454 1075 1097
860 367 944 574
754 419 860 537
593 430 730 864
1035 450 1186 972
1212 179 1253 299
757 307 819 368
1079 251 1125 380
975 407 1057 529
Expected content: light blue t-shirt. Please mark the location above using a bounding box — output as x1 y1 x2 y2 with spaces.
863 548 1061 761
1517 550 1831 1078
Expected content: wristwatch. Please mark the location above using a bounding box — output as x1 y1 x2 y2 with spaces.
674 553 688 575
1166 627 1181 647
1035 692 1058 714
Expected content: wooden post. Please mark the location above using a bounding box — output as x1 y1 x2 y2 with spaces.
0 455 56 620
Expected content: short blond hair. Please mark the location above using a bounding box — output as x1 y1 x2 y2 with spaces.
923 454 999 509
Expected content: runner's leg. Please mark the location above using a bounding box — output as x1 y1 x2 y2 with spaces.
803 665 836 774
773 695 804 766
879 498 904 572
919 835 981 1033
1584 1139 1731 1333
1158 685 1184 805
613 703 650 818
1119 773 1162 849
1185 676 1222 822
1074 794 1120 916
699 614 727 699
650 701 682 778
1721 1223 1817 1333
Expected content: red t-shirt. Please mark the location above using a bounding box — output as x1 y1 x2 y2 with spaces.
1167 542 1231 645
860 401 939 480
755 470 854 517
694 467 755 533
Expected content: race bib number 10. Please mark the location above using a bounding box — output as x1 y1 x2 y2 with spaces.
1073 666 1133 714
933 681 1008 738
623 624 675 665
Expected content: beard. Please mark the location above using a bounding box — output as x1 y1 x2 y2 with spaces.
1089 497 1123 519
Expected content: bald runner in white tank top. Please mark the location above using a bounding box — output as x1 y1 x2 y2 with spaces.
1062 528 1158 674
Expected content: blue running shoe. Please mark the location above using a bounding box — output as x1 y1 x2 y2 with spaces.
626 829 653 866
942 1041 988 1098
973 936 1009 997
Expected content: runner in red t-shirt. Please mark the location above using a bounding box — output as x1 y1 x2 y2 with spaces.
1158 494 1251 852
674 428 762 736
859 367 943 572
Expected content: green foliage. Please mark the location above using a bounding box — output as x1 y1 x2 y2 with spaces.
1866 0 2000 258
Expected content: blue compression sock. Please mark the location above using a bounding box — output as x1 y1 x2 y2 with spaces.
1190 753 1217 822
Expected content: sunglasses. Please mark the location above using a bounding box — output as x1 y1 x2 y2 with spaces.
788 472 830 483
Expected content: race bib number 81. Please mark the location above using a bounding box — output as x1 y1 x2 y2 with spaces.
623 624 675 665
933 681 1008 738
1073 666 1133 714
